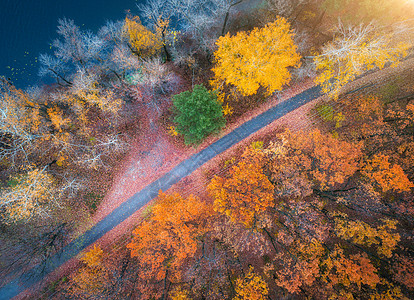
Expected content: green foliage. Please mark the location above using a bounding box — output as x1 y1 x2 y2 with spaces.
316 104 345 128
84 192 103 213
173 85 226 145
6 178 19 188
317 104 335 121
378 78 402 103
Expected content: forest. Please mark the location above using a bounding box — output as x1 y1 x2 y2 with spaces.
0 0 414 299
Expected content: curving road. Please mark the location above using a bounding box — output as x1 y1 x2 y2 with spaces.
0 85 322 300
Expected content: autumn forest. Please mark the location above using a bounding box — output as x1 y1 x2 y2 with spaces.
1 0 414 299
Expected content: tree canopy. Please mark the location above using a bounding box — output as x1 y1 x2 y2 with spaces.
173 84 226 145
212 17 301 96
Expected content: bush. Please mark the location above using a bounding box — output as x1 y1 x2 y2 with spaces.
173 85 226 145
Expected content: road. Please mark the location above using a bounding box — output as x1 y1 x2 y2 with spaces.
0 85 322 300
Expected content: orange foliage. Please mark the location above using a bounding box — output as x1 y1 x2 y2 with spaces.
394 255 414 290
266 129 362 191
362 154 414 193
70 245 110 297
271 238 324 294
208 146 274 228
127 191 211 282
321 246 380 290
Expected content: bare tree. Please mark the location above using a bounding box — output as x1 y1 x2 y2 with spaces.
265 0 309 19
138 0 244 52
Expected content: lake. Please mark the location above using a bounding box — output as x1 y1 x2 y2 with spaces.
0 0 143 89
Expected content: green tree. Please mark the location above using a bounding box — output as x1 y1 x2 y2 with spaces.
173 84 226 145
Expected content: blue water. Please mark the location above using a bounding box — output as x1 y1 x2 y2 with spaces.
0 0 143 89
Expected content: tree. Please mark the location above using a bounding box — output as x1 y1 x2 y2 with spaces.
173 84 226 145
334 214 400 258
212 17 301 96
70 68 123 115
164 0 244 49
320 246 380 292
127 192 211 288
234 266 269 300
0 78 41 160
265 129 362 192
314 23 410 98
137 0 173 61
269 238 325 294
0 166 58 222
265 0 310 20
208 146 274 228
123 16 163 58
362 154 414 193
69 244 113 298
52 18 105 69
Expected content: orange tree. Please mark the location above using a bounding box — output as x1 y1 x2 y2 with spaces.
211 17 301 96
265 129 362 192
127 191 211 287
208 146 274 228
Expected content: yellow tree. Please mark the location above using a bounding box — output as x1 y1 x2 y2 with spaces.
0 78 42 150
212 17 301 96
234 266 269 300
208 146 274 228
123 16 163 58
314 23 410 98
127 191 211 284
0 166 57 222
70 244 111 297
334 214 400 258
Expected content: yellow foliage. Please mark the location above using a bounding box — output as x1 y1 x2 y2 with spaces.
170 286 191 300
71 246 109 296
234 266 269 300
56 155 66 167
0 166 56 222
81 244 104 268
212 17 301 96
222 103 233 116
47 106 69 132
335 216 400 258
314 25 410 99
0 81 42 140
370 281 409 300
123 16 162 58
74 83 122 115
168 125 179 136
